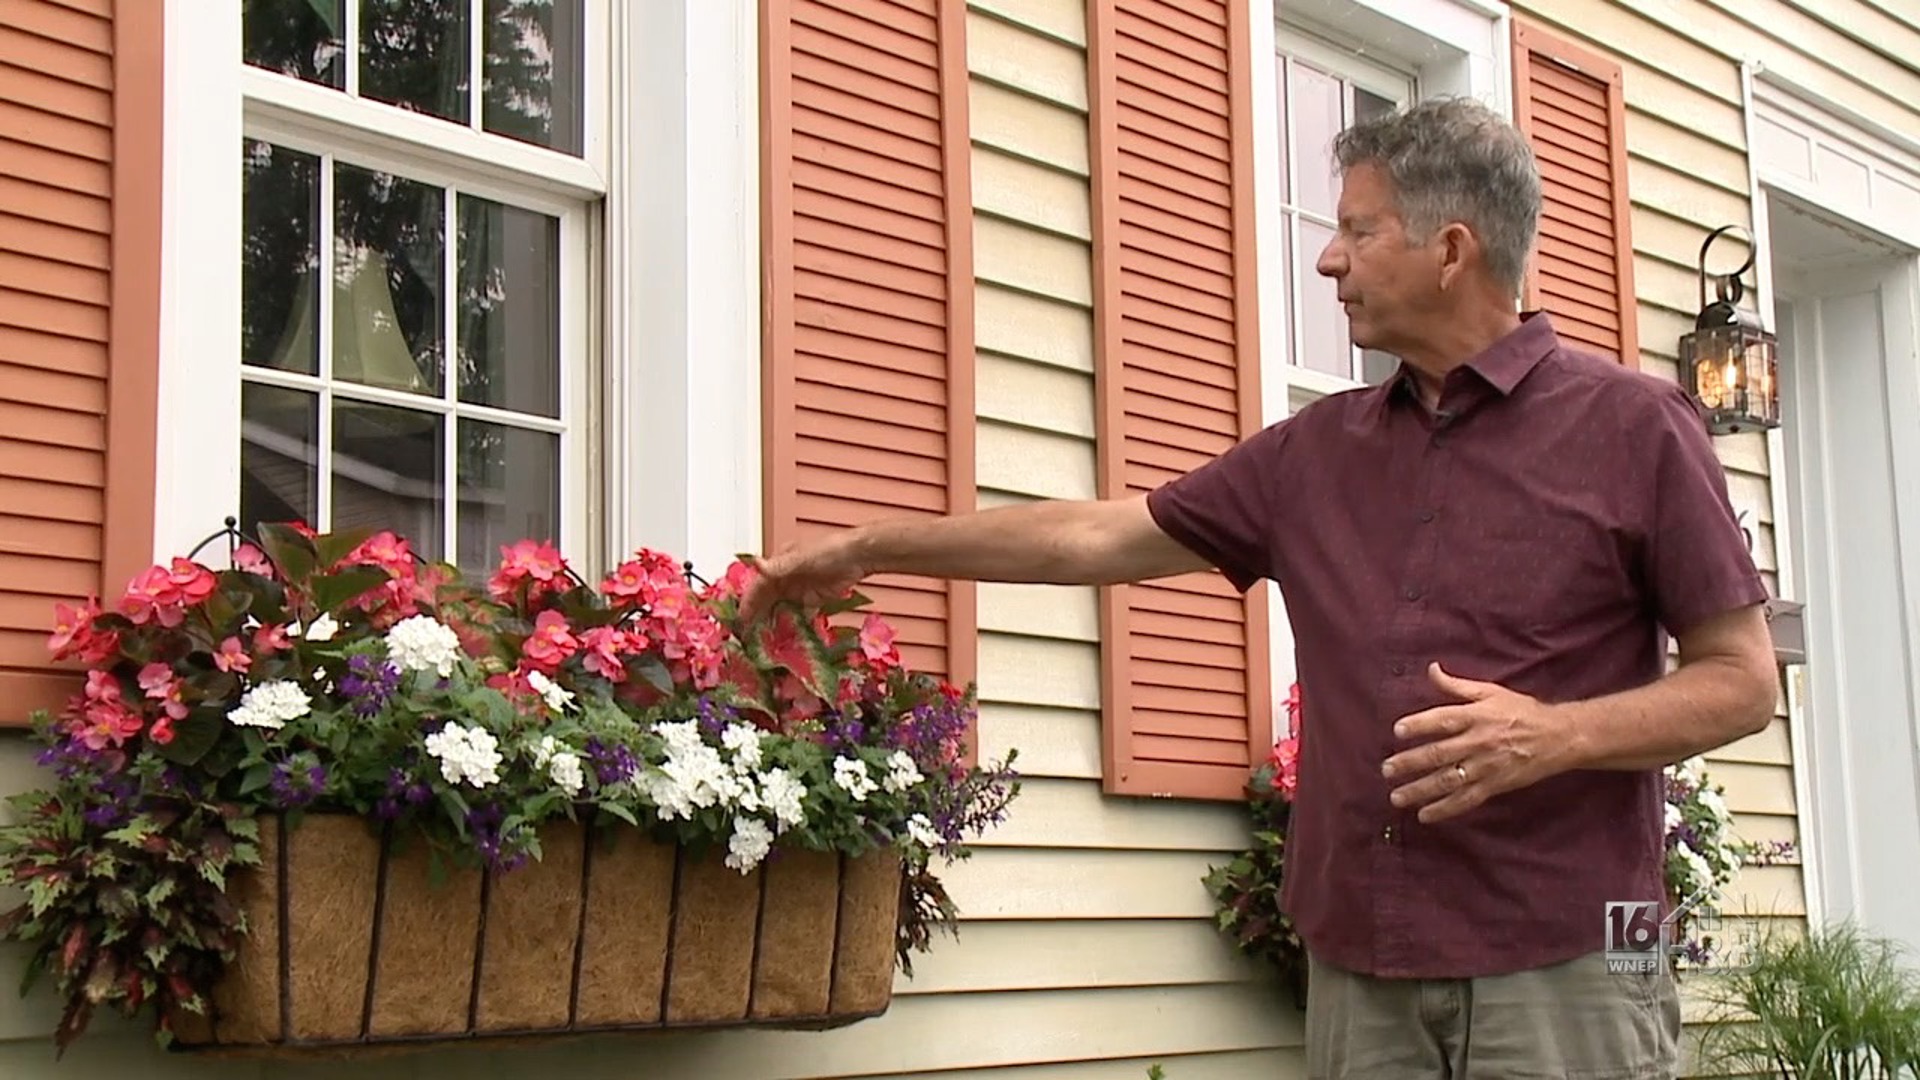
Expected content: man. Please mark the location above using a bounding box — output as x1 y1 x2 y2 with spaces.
743 97 1775 1078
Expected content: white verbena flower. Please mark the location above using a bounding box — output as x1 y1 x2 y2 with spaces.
425 723 503 789
549 751 585 797
286 613 340 642
759 767 806 831
526 670 575 713
385 614 464 678
532 735 560 768
722 723 764 772
1699 786 1732 824
833 756 877 802
726 816 774 873
905 813 941 849
1676 841 1714 888
1664 801 1684 833
883 750 923 794
227 680 313 730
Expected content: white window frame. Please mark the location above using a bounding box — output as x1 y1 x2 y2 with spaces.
1247 0 1512 723
152 0 762 581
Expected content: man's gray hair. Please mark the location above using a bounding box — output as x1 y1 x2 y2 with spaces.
1332 97 1541 294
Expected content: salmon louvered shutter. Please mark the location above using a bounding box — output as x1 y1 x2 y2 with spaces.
1088 0 1271 801
760 0 976 688
0 0 163 725
1512 20 1640 367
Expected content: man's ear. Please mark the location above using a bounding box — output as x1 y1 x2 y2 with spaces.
1434 222 1479 291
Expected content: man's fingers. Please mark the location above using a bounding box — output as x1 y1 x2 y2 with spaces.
1427 661 1498 702
1392 702 1476 741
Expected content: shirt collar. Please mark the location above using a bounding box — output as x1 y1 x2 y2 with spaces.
1366 311 1561 415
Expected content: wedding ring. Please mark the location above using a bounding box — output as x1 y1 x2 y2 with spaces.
1453 763 1469 783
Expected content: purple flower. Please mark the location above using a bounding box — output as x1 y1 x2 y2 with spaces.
465 804 530 872
695 696 737 739
585 738 637 786
826 715 867 750
340 655 401 718
269 762 327 808
374 766 432 819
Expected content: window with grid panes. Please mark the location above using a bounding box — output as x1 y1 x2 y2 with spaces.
237 0 596 575
1276 29 1414 387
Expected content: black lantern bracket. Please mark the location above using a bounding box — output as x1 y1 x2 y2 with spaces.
1680 224 1783 436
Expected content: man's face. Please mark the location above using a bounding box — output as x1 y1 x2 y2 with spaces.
1314 162 1440 355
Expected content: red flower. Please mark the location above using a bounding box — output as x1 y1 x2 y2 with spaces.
233 543 274 578
858 613 900 671
47 600 114 664
147 716 176 746
520 609 580 673
166 558 216 606
489 539 569 603
137 663 190 722
253 623 291 656
214 636 252 674
579 625 635 682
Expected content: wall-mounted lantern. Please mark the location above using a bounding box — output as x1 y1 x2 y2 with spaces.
1679 224 1781 436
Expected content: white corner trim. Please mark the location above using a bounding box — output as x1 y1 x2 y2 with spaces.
607 0 763 580
153 0 246 563
1740 60 1823 931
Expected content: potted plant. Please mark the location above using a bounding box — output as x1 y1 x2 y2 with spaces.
0 522 1019 1056
1203 685 1795 997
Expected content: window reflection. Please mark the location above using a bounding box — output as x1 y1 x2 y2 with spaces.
334 164 446 396
359 0 470 123
243 0 345 88
484 0 584 154
243 140 322 376
240 383 320 536
457 420 558 575
458 195 560 417
333 401 446 560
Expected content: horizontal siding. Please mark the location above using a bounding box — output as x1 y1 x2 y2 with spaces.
0 0 115 707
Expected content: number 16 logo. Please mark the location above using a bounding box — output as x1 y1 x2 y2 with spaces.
1603 901 1666 972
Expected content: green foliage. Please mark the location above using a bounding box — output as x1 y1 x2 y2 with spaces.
1694 921 1920 1079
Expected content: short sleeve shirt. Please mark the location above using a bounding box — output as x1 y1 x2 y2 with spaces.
1146 313 1768 979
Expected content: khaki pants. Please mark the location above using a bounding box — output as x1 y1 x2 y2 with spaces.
1305 950 1682 1079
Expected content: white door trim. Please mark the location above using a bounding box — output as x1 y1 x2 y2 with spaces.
1746 65 1920 940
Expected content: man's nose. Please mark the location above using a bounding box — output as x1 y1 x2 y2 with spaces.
1316 240 1344 279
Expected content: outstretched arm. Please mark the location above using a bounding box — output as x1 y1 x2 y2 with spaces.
739 495 1210 621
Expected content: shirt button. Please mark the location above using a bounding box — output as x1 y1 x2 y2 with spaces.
1419 510 1436 523
1390 661 1407 676
1403 587 1420 601
1382 825 1396 843
1431 435 1447 448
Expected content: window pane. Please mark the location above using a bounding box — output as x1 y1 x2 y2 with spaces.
360 0 469 123
240 383 320 536
243 141 322 376
457 196 560 416
333 401 445 559
1296 218 1351 377
484 0 585 155
1361 349 1399 386
334 164 445 396
244 0 345 88
1355 86 1397 124
1287 61 1344 218
1275 54 1289 203
458 420 558 574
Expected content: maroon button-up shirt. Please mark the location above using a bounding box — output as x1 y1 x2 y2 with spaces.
1147 313 1767 979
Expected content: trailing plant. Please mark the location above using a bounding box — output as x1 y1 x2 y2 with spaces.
0 522 1019 1052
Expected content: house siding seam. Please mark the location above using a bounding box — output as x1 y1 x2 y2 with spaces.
1089 0 1272 802
0 0 161 727
759 0 978 693
1513 18 1642 368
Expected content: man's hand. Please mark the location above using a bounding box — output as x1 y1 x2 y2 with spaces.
1381 663 1573 824
739 536 868 624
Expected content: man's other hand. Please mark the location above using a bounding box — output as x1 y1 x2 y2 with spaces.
1381 663 1571 824
739 537 867 624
